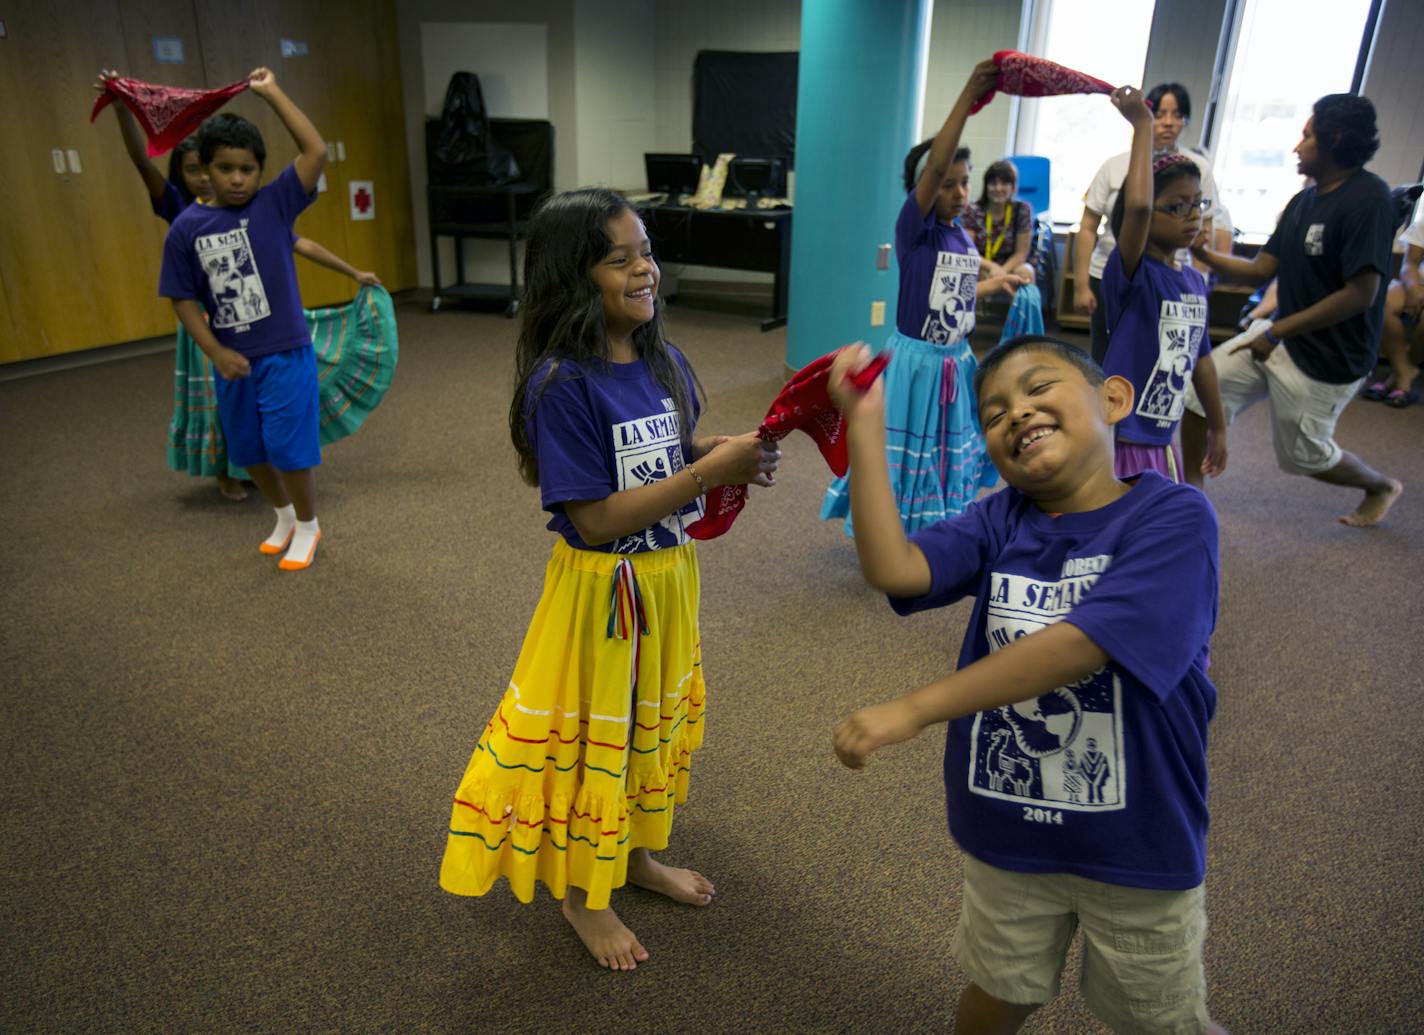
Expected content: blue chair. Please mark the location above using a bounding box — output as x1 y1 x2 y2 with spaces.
1008 155 1051 218
1008 155 1056 313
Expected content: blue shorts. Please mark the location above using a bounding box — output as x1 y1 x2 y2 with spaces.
213 345 321 471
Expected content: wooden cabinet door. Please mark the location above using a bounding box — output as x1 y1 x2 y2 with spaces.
192 0 354 309
0 270 20 365
320 0 417 292
0 0 175 361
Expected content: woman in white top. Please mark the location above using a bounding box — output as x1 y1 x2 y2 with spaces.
1073 83 1233 361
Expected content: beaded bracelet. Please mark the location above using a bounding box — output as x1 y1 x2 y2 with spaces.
686 464 709 495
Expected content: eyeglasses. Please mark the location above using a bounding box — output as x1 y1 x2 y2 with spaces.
1153 199 1212 219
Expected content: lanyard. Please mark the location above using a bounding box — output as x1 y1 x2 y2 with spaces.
984 202 1011 262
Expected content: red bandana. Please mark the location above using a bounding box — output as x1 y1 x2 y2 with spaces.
969 50 1114 115
686 349 891 540
90 76 249 157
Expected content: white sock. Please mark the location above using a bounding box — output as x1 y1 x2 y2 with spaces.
261 505 297 553
280 517 322 571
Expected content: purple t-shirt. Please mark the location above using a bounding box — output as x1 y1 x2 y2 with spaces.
890 472 1219 890
528 349 704 554
151 181 187 224
159 164 315 359
1100 249 1209 446
894 192 981 344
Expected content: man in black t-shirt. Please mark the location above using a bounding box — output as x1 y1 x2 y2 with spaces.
1182 94 1402 527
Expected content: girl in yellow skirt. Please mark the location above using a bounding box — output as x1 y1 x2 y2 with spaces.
440 188 780 970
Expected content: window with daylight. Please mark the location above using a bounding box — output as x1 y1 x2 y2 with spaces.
1210 0 1376 238
1013 0 1157 222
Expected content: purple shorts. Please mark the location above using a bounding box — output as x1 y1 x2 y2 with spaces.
1114 439 1182 483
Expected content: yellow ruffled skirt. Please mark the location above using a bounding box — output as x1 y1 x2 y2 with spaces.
440 539 705 910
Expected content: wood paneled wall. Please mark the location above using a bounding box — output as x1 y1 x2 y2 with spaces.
0 0 415 365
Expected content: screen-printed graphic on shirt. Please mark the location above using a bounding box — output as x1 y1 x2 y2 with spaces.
196 227 270 330
923 250 981 344
1137 295 1206 427
967 559 1126 811
608 397 700 553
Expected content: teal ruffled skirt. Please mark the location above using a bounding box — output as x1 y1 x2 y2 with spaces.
165 285 398 479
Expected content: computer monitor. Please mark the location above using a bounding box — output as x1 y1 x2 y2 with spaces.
727 157 787 203
644 153 702 197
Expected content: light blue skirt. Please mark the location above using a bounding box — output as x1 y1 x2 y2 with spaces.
1000 283 1045 342
821 328 999 535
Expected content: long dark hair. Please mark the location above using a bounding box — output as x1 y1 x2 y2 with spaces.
903 139 971 193
167 138 201 205
976 159 1019 208
509 188 701 487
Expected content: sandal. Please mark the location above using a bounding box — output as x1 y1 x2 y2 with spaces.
1384 388 1419 409
1360 381 1391 400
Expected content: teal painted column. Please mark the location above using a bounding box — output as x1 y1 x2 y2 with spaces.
787 0 931 369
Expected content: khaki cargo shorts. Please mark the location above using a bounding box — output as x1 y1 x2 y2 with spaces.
953 854 1211 1034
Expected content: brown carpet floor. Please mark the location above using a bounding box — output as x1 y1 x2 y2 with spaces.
2 295 1422 1033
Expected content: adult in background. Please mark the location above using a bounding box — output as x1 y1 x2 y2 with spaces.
962 158 1046 340
1074 83 1232 362
1182 94 1402 528
961 159 1037 282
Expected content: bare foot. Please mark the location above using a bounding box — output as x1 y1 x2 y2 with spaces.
217 476 248 502
561 886 649 971
1339 478 1402 527
627 848 715 905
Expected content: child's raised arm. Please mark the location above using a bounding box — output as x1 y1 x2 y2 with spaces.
912 59 998 217
834 621 1110 769
828 345 933 597
246 67 327 193
94 69 168 203
1112 85 1156 278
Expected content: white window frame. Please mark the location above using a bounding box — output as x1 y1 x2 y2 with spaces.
1009 0 1157 226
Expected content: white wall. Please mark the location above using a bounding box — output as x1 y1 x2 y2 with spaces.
1362 0 1424 190
921 0 1024 177
652 0 803 156
419 23 550 121
574 0 657 189
651 0 1026 192
396 0 576 290
644 0 1027 285
1142 0 1231 156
